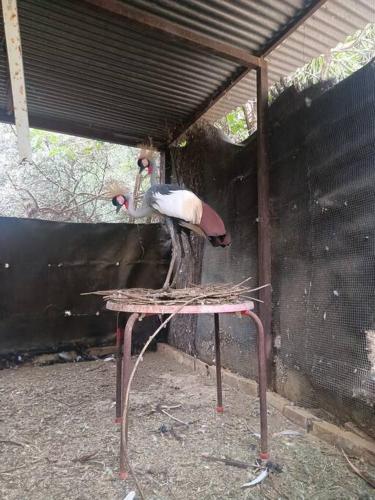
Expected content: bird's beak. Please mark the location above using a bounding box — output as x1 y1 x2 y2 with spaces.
137 158 146 174
116 205 121 213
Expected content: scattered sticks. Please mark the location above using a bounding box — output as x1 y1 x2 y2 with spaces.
201 453 258 470
341 449 375 489
71 451 98 464
82 278 270 307
159 408 189 427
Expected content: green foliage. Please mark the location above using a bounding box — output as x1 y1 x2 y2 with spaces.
0 127 140 223
226 108 249 142
286 23 375 92
216 23 375 143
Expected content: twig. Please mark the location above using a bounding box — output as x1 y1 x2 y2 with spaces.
71 451 98 463
0 457 44 474
48 395 82 408
0 440 25 447
341 448 375 489
0 463 28 474
160 408 189 426
201 453 258 470
82 278 270 308
86 364 106 372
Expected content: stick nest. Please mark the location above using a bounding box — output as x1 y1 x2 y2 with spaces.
83 278 264 306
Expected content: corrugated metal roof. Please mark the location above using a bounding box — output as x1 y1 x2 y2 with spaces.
204 0 375 122
0 0 242 146
125 0 304 52
0 1 373 146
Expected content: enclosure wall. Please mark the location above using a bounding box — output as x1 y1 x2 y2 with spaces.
0 217 169 354
171 61 375 436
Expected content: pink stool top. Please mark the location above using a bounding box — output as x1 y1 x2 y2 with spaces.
106 301 254 315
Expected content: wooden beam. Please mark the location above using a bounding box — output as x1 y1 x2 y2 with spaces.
159 148 172 184
2 0 31 162
159 150 166 184
167 65 252 146
0 109 157 148
260 0 328 57
256 62 272 385
157 0 326 143
83 0 261 68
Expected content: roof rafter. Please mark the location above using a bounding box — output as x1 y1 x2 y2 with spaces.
83 0 262 68
0 110 154 147
260 0 329 57
167 65 252 146
167 0 329 145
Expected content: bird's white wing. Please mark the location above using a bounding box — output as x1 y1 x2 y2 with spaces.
151 189 202 224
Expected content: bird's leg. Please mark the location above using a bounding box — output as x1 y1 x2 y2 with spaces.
186 231 196 261
170 224 183 288
163 218 178 288
178 230 185 259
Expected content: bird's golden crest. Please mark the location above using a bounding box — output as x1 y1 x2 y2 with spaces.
137 140 157 162
103 179 130 199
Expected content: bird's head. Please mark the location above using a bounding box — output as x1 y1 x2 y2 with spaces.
137 157 153 176
112 194 129 213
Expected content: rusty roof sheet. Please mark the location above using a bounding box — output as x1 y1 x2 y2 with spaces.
0 1 373 146
204 0 375 122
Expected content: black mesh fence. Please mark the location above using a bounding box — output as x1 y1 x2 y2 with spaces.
0 217 169 355
271 60 375 436
171 60 375 437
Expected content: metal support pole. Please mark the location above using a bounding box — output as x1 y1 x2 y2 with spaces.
115 327 122 423
164 147 172 184
214 313 223 413
2 0 32 162
244 310 269 460
256 62 272 384
120 312 139 479
159 150 166 184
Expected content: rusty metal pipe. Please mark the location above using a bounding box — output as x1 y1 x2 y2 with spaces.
120 313 139 479
245 310 269 459
214 313 223 413
115 327 122 422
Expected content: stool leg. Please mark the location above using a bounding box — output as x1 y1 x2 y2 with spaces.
120 313 139 480
214 313 223 413
246 310 269 461
115 327 123 423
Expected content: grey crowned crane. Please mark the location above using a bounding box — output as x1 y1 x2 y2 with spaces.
111 183 231 288
137 146 159 186
137 156 158 186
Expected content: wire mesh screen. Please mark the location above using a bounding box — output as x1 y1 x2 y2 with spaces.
170 126 260 378
171 60 375 436
271 60 375 436
0 217 169 354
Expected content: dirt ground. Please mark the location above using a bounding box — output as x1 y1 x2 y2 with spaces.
0 349 374 500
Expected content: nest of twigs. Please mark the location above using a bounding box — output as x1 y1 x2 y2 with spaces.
83 278 267 306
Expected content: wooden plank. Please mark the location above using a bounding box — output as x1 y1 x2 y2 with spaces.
83 0 261 68
256 62 272 385
2 0 31 162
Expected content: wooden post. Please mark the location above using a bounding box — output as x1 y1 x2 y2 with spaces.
159 150 166 184
2 0 32 162
256 62 272 385
161 148 172 184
